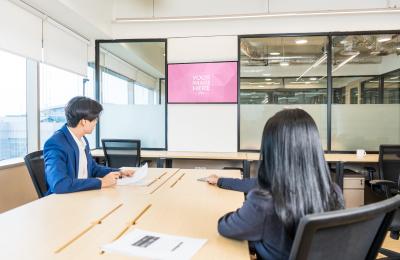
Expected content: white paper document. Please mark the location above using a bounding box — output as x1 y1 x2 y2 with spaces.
117 163 148 186
102 229 207 260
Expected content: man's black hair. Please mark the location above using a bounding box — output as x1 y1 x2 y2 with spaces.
65 96 103 127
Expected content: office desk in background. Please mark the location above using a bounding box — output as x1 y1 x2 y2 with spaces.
247 152 379 189
0 168 249 260
92 150 379 189
91 149 250 177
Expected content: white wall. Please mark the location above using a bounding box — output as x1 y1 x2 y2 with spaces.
167 36 238 152
168 104 237 152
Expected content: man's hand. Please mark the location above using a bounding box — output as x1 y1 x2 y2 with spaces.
119 167 135 177
206 174 219 185
100 172 120 188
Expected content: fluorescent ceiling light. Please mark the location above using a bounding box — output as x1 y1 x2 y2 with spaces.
296 54 327 81
270 52 280 55
377 36 391 42
295 39 308 44
114 8 400 22
310 77 318 81
396 47 400 50
280 61 289 66
265 78 272 81
390 76 399 80
332 53 359 72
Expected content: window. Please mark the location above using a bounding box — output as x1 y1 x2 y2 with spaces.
0 50 27 160
40 64 95 148
240 36 328 150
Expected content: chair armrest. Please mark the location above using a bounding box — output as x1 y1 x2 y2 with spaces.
369 180 397 187
369 180 398 198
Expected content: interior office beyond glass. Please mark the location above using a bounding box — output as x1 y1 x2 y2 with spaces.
240 33 400 151
240 36 328 150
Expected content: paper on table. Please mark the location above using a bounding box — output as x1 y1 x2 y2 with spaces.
102 228 207 260
117 163 148 186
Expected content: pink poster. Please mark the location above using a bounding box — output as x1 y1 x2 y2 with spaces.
168 61 237 103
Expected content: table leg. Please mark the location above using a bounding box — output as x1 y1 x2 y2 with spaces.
165 159 173 168
336 161 344 190
243 160 250 179
156 158 164 168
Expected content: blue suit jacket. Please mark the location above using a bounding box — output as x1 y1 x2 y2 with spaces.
43 124 118 195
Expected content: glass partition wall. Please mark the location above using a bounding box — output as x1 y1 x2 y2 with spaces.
97 40 166 149
240 36 328 150
331 34 400 151
240 33 400 152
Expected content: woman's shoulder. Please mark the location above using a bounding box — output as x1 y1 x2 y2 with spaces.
246 189 275 211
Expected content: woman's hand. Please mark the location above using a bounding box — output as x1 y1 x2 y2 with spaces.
206 174 219 185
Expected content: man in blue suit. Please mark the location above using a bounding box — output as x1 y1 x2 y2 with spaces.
44 96 134 194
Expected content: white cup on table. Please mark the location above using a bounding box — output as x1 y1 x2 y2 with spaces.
356 149 366 158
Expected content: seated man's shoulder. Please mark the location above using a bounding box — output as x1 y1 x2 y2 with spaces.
44 129 67 148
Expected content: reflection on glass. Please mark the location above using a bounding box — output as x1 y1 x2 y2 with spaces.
384 70 400 104
0 50 27 161
240 36 328 149
331 34 400 151
99 41 166 149
40 64 93 147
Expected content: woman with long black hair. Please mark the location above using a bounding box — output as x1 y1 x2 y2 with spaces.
218 109 344 259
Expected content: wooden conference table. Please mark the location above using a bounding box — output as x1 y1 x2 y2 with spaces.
0 168 249 260
91 149 379 189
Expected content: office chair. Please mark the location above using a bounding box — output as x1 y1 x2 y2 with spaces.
367 145 400 260
369 145 400 197
24 150 47 198
101 139 141 168
286 195 400 260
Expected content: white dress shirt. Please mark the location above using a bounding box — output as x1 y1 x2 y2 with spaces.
67 127 88 179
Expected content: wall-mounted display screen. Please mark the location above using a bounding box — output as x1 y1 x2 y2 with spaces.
168 61 237 103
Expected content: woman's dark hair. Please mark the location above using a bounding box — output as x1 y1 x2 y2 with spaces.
257 109 343 237
65 96 103 127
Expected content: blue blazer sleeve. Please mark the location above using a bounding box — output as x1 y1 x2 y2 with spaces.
217 177 257 193
218 190 267 241
44 141 101 194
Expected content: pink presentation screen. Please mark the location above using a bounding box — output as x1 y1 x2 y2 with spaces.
168 62 237 103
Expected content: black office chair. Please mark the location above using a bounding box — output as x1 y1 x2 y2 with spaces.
369 145 400 197
367 145 400 260
24 150 47 198
101 139 141 168
287 195 400 260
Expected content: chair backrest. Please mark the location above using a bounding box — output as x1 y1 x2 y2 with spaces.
101 139 141 168
24 150 47 198
379 145 400 187
289 195 400 260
